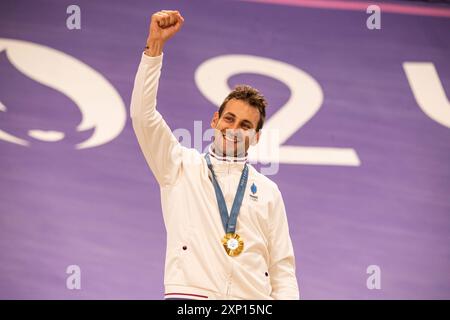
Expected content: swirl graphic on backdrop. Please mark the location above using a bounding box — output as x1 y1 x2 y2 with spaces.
0 38 126 149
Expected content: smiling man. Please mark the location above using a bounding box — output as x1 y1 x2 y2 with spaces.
131 10 299 300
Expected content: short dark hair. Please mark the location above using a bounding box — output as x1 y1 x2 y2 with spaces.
218 85 267 131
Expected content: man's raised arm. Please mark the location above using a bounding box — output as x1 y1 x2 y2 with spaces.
130 10 185 187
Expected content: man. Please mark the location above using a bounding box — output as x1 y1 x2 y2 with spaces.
131 10 299 300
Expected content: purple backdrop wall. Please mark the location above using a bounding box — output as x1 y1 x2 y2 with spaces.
0 0 449 299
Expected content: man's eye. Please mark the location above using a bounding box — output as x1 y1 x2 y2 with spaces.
224 117 233 122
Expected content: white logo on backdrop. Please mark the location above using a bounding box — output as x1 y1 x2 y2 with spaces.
0 38 126 149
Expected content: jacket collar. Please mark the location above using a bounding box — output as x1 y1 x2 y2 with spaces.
207 144 247 174
208 144 247 163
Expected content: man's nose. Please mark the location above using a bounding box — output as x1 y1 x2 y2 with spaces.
230 122 240 130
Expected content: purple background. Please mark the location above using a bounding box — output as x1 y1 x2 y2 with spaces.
0 0 449 299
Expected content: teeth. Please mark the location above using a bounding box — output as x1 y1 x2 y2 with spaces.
224 135 238 142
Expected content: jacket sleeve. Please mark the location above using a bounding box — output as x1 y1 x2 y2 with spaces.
268 188 300 300
130 52 183 187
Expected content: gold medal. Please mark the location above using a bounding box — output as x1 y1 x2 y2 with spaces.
205 153 248 258
222 233 244 257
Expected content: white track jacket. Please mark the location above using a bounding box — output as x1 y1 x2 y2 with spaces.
130 52 299 300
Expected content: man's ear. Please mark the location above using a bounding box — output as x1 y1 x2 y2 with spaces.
211 111 219 128
250 130 261 146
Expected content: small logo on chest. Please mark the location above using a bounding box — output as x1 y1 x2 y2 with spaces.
249 183 258 201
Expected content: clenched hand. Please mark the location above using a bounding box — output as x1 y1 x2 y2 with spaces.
145 10 184 57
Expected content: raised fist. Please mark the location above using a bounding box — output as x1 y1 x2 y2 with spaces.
148 10 184 44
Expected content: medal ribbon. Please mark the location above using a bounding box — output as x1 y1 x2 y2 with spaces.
205 153 249 234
